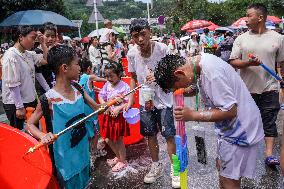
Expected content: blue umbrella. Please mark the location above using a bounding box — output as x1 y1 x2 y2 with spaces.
215 27 234 33
0 10 77 31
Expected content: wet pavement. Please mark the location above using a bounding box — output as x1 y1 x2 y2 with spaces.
90 97 284 189
0 96 283 189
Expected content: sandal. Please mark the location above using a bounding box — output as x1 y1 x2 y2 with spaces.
265 156 280 166
112 161 128 172
107 157 119 167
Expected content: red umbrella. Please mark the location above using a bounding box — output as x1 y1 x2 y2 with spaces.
80 36 90 43
207 22 220 31
181 20 212 31
232 17 247 28
267 16 282 24
232 15 282 28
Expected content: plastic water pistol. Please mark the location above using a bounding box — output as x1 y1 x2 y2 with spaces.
172 88 189 189
248 53 283 82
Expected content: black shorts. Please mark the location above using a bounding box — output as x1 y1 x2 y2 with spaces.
251 91 280 137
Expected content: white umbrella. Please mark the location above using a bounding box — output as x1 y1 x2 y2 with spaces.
63 36 71 41
88 28 119 38
180 35 190 41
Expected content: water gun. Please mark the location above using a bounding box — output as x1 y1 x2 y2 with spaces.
248 53 283 82
172 88 188 189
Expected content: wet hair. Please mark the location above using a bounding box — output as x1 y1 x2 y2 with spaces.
248 3 268 20
104 62 124 78
79 58 92 73
129 19 150 34
40 22 57 35
154 54 186 93
12 25 36 42
47 45 77 75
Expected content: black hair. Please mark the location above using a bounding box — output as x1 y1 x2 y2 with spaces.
12 25 36 42
79 58 92 73
248 3 268 20
47 45 77 75
203 28 209 34
40 22 57 35
104 62 124 78
154 54 186 93
129 19 150 34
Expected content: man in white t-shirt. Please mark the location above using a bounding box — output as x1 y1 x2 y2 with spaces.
154 54 264 189
126 19 180 188
229 3 284 166
88 37 101 75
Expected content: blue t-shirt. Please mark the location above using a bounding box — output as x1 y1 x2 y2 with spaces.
79 73 98 138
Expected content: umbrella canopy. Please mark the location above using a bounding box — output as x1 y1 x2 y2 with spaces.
215 27 234 33
88 28 119 38
81 36 91 44
63 36 71 41
181 20 212 31
0 10 77 32
207 23 220 31
232 15 282 28
113 26 126 34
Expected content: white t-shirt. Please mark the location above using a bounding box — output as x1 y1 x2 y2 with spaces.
199 53 264 146
230 30 284 94
2 47 43 104
127 42 173 109
88 45 101 67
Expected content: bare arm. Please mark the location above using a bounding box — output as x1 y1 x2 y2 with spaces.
174 104 237 122
37 32 48 65
26 102 47 140
84 91 100 111
230 57 262 69
89 74 107 82
125 72 137 111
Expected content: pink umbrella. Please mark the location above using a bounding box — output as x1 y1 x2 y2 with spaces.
181 20 212 31
207 22 220 31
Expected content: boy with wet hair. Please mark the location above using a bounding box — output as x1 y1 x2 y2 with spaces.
126 19 180 188
154 54 264 189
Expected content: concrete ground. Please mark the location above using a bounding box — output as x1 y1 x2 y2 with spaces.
0 96 283 189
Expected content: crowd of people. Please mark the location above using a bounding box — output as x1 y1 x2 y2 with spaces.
0 2 284 189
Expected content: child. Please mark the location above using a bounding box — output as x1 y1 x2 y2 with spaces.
98 62 130 172
26 45 101 189
154 54 264 189
79 58 107 159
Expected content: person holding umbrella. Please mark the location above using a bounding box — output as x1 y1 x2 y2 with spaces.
1 25 48 130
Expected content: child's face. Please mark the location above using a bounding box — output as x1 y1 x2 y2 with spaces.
172 69 195 92
44 30 56 47
65 56 81 80
104 69 120 85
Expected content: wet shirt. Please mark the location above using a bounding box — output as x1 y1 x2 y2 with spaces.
230 30 284 94
198 53 264 146
2 47 43 104
127 42 173 109
45 87 90 181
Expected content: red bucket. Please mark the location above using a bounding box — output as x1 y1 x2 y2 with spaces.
0 124 52 189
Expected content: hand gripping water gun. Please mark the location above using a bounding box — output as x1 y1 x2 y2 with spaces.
172 88 188 189
25 84 143 155
248 53 283 82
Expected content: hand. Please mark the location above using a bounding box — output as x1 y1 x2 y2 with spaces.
174 106 196 121
16 108 26 119
110 107 120 118
40 132 56 145
248 55 262 66
37 31 46 45
146 72 155 84
104 107 111 115
124 101 132 112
